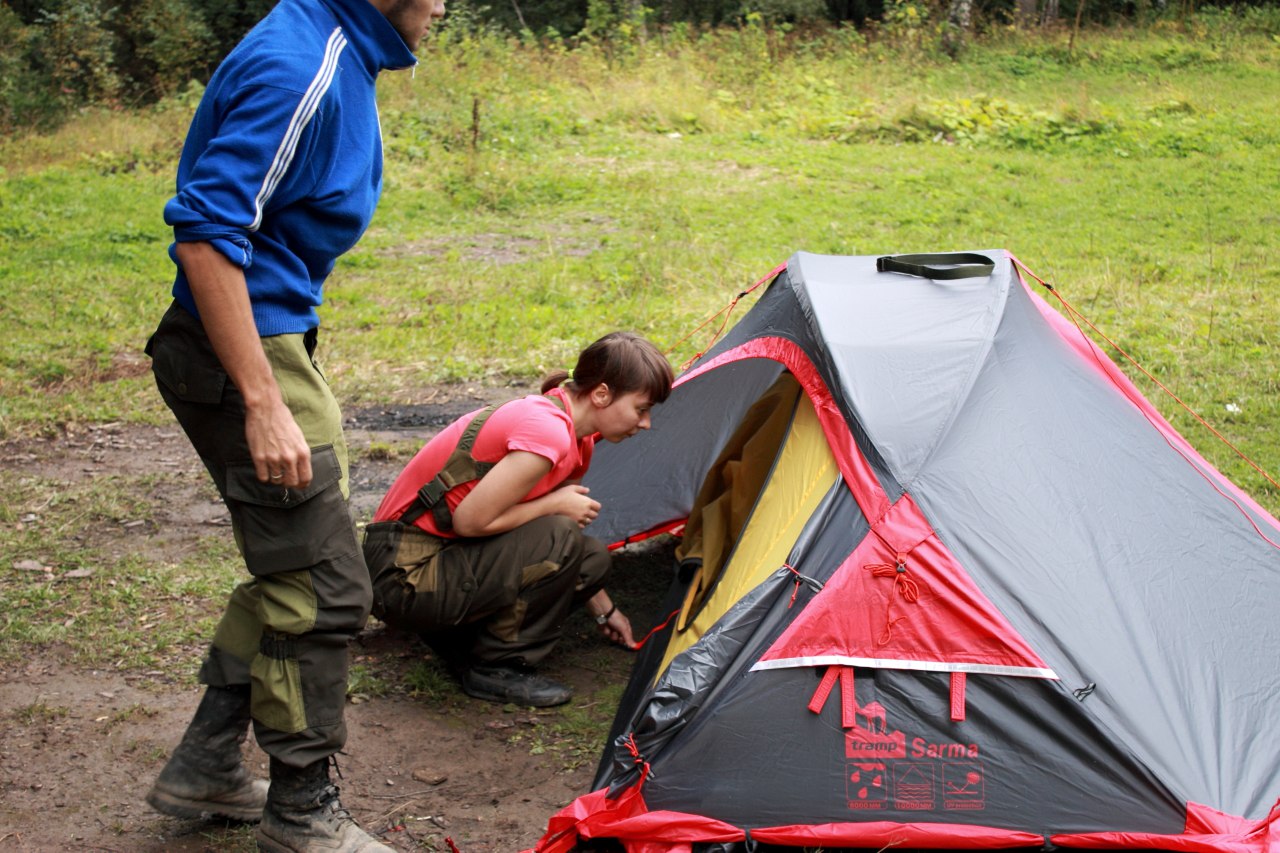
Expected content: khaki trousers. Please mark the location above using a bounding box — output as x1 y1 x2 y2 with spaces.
363 515 611 668
147 301 368 767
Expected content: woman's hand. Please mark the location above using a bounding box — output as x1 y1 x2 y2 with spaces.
550 484 601 528
598 607 636 649
587 591 635 649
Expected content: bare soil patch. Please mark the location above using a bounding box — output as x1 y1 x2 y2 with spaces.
0 385 672 852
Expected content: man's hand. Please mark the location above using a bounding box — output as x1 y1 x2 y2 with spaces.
177 241 314 489
245 397 313 489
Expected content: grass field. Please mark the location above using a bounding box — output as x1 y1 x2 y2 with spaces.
1 13 1277 497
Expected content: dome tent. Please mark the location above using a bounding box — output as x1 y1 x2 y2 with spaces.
531 251 1280 853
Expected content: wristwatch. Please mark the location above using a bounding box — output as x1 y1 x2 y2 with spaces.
594 603 617 625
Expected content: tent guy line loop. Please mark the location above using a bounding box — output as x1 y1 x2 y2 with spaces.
1011 255 1280 552
1073 682 1097 701
782 563 824 608
630 608 681 650
669 261 785 373
623 733 653 783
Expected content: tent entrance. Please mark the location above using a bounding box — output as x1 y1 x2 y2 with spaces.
659 371 840 676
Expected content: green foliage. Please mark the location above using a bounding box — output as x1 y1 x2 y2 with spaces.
879 0 931 45
0 0 263 133
889 94 1118 148
403 658 457 701
0 5 52 130
186 0 277 70
347 663 392 700
9 0 1277 138
114 0 216 101
37 0 123 108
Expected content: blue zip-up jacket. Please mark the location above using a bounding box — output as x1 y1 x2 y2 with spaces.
165 0 416 336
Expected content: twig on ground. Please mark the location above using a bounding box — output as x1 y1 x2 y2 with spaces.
368 787 437 800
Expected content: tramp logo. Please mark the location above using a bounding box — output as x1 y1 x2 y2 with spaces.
845 701 905 760
843 698 985 812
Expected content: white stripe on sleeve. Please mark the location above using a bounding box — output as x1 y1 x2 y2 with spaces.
249 28 347 232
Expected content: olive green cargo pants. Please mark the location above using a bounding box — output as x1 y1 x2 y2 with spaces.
363 516 611 668
147 302 368 768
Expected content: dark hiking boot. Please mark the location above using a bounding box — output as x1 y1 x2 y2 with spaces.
256 757 393 853
461 663 573 707
147 685 268 822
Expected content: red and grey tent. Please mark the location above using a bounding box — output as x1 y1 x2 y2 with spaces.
530 251 1280 853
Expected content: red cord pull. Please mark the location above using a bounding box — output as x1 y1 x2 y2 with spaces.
865 556 921 645
624 732 652 783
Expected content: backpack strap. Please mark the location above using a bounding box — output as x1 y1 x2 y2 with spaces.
397 405 498 531
397 393 569 532
875 252 995 280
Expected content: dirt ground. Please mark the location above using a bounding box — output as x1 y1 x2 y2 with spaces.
0 385 673 853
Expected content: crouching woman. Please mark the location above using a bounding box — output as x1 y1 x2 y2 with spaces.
362 332 673 707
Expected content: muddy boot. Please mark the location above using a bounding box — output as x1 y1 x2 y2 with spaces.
147 684 269 822
256 757 393 853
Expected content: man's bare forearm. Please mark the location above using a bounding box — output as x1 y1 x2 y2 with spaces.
176 241 313 487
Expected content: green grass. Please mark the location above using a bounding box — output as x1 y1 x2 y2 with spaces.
0 469 242 671
1 14 1279 681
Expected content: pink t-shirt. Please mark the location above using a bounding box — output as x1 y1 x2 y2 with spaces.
373 387 594 537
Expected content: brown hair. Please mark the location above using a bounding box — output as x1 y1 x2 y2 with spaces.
540 332 673 403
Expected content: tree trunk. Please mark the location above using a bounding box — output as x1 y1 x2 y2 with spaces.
942 0 972 58
1017 0 1039 26
626 0 648 40
948 0 973 28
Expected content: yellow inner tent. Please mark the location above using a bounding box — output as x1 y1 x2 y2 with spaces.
658 371 839 676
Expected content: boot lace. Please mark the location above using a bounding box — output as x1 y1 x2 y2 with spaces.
317 755 356 826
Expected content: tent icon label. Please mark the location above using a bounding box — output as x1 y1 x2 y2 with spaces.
943 763 986 810
893 764 936 810
843 705 987 813
846 762 890 809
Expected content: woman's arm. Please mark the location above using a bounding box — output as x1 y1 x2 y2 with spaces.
450 451 601 537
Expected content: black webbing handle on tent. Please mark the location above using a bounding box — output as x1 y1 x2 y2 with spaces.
876 252 995 280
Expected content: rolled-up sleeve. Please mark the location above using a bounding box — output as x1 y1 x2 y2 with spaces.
165 80 316 271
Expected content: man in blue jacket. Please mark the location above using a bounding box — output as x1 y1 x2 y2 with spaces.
143 0 444 850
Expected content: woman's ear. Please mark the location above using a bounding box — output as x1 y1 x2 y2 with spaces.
590 383 612 408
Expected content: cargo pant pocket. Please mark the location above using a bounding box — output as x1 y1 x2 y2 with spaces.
487 559 563 642
149 322 228 406
404 552 481 631
224 445 353 576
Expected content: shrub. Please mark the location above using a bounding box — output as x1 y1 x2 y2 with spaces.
37 0 123 109
0 4 60 133
113 0 216 102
